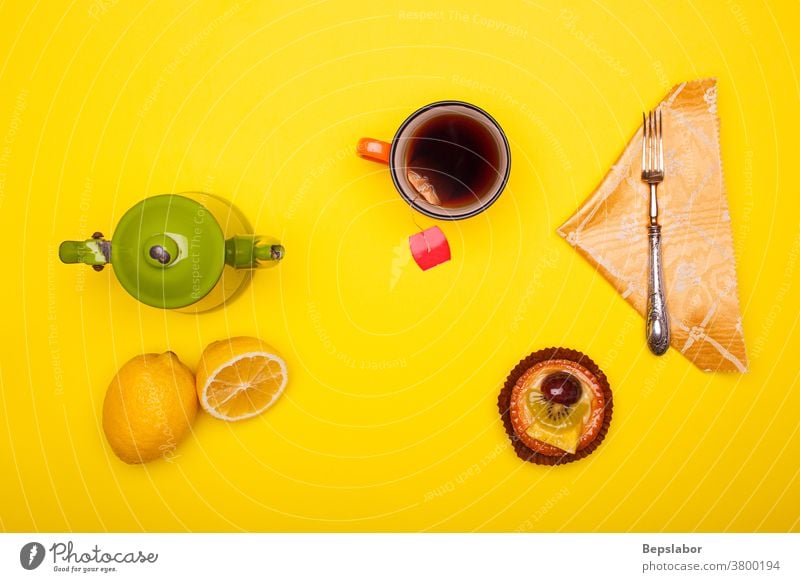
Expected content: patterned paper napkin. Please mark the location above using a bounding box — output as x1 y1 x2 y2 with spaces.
558 78 748 372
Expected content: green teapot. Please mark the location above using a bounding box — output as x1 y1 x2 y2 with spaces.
59 193 284 312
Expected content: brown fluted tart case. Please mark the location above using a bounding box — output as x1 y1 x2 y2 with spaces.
498 347 613 466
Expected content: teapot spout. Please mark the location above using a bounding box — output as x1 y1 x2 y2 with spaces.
226 236 284 269
59 235 111 270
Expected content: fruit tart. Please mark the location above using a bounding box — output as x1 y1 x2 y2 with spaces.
498 347 612 465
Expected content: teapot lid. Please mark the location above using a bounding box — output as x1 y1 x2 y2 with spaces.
111 194 225 308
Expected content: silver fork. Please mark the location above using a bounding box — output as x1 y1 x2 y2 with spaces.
642 109 670 355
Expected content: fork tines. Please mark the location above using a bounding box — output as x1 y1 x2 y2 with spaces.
641 109 664 180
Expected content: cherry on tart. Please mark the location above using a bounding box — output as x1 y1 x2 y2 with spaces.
541 372 582 405
499 348 612 465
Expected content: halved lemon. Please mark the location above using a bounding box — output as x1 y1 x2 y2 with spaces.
196 336 288 421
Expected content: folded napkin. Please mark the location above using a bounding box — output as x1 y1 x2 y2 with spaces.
558 78 747 372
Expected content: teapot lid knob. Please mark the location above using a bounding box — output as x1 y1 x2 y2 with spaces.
144 234 179 267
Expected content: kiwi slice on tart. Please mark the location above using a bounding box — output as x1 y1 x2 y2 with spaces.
525 380 591 454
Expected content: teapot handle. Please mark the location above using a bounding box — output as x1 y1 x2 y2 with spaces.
225 236 284 269
59 233 111 270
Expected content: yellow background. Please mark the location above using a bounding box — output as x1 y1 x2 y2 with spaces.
1 0 798 532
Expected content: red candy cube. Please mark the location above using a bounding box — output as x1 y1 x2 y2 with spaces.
409 226 451 271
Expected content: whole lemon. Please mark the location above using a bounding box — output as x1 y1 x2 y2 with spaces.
102 352 197 464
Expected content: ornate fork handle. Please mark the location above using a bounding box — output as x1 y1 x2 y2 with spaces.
646 224 670 355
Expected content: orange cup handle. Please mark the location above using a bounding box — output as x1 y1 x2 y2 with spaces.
357 138 391 164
